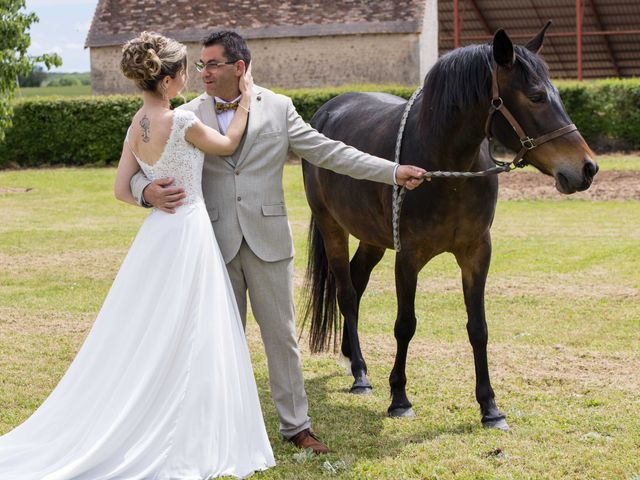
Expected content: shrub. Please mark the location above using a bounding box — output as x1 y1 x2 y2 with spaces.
274 84 415 122
556 78 640 151
0 96 142 167
1 81 638 168
597 79 640 149
555 80 607 144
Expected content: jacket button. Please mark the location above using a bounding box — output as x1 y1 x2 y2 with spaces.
235 171 240 175
237 196 241 201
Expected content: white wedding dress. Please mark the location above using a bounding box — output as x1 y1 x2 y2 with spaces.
0 109 275 479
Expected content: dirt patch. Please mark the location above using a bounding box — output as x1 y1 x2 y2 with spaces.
365 272 639 300
312 335 640 395
291 152 639 200
0 307 93 336
0 250 125 279
0 187 32 194
498 170 640 201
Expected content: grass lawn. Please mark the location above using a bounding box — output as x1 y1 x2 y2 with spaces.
590 153 640 171
14 84 92 98
501 152 640 172
0 165 638 479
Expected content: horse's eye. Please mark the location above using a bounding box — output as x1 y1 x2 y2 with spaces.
528 92 547 104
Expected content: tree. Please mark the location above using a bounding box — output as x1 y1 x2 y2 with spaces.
48 76 81 87
18 64 47 87
0 0 61 141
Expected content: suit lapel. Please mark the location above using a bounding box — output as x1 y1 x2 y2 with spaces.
235 88 264 169
198 95 235 168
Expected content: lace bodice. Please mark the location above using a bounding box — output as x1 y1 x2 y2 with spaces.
128 109 203 205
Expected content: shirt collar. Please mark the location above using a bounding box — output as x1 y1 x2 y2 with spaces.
214 94 242 105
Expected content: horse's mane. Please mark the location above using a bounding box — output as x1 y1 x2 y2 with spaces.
419 43 552 138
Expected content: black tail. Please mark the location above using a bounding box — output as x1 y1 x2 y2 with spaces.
300 215 339 353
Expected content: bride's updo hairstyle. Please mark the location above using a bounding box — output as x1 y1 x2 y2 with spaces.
120 31 187 93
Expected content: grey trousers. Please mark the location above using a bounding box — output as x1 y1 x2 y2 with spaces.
225 239 311 438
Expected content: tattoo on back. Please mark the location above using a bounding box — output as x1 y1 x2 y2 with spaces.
140 115 151 143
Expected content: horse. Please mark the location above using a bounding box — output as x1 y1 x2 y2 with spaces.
301 24 598 431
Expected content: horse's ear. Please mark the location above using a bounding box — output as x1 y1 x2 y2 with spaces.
525 20 552 54
493 29 514 68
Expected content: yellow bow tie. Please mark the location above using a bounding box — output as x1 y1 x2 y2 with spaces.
215 101 238 113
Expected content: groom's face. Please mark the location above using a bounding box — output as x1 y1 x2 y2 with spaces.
200 44 240 99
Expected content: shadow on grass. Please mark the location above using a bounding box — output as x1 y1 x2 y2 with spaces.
290 373 478 461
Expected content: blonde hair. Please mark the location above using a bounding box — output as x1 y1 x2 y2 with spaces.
120 31 187 93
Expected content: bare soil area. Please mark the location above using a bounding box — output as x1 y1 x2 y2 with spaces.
2 169 638 200
289 154 639 201
0 187 31 194
498 170 640 201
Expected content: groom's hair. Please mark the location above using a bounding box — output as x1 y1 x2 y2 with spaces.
202 31 251 67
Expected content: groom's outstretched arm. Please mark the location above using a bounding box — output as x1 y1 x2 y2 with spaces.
130 171 186 214
285 98 425 189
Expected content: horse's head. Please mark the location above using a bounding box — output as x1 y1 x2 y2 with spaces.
488 23 598 194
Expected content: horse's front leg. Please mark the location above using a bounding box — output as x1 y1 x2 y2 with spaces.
388 253 423 417
455 234 509 431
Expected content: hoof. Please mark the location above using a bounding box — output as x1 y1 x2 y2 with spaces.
349 385 373 395
388 407 416 418
482 416 510 431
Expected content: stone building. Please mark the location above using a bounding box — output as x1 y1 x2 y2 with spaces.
85 0 438 95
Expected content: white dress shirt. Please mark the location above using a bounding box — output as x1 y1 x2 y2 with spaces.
214 95 242 135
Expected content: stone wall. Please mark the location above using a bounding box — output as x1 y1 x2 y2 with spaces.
90 32 432 95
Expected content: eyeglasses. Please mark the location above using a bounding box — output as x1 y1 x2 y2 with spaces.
194 60 237 73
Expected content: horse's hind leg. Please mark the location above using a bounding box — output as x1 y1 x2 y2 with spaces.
455 235 509 431
340 243 386 366
315 216 373 394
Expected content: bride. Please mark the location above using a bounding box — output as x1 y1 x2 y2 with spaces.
0 32 275 479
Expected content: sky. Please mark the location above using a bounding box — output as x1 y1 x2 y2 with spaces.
25 0 99 73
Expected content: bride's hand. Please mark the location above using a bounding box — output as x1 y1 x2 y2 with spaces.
239 62 253 98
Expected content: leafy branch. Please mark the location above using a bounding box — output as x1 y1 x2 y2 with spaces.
0 0 61 140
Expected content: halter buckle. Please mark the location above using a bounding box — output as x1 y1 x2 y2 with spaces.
491 97 503 110
521 137 536 150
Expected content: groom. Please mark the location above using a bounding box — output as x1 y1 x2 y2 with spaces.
130 31 425 453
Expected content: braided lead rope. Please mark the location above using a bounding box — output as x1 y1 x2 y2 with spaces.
392 87 423 252
392 158 516 252
422 163 513 179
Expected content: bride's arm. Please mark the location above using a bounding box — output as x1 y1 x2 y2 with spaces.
184 115 247 156
114 141 140 205
184 63 253 156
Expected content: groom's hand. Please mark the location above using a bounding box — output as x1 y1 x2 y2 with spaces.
142 177 186 214
396 165 428 190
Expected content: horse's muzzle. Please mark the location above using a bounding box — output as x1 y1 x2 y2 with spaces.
555 157 599 194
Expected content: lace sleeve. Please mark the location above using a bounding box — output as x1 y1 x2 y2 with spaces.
173 110 199 140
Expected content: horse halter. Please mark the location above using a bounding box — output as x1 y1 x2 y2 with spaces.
484 61 578 169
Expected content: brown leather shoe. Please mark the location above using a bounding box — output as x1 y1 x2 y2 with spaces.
286 428 329 454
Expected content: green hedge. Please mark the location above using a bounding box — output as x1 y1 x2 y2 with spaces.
0 96 142 167
273 84 416 122
557 79 640 151
1 80 639 168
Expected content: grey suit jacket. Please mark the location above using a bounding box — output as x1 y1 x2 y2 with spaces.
131 86 397 263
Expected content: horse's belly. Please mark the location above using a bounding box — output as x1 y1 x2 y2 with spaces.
331 208 393 248
311 170 394 248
